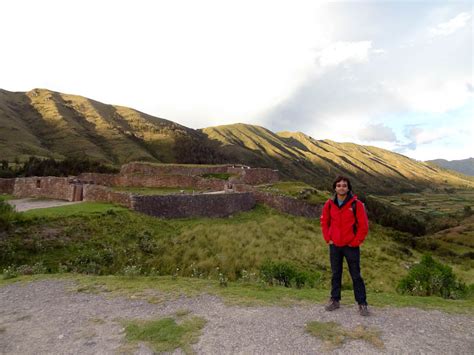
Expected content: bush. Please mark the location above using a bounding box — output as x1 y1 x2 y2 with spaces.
2 265 18 280
259 260 319 288
16 262 47 275
397 255 467 299
0 200 17 231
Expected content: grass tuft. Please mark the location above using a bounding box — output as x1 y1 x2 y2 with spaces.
124 316 206 354
305 321 384 350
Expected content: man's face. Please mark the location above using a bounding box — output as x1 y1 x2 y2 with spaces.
335 180 349 196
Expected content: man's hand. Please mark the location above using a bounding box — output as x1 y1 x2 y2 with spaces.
329 241 333 245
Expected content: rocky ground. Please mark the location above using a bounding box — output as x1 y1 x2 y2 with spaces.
0 280 473 354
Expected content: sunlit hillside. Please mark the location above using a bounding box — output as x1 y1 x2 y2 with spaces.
1 88 473 193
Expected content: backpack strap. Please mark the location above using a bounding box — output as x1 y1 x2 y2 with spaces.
352 199 358 234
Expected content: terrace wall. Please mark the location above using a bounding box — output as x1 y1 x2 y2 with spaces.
78 173 225 191
12 177 76 201
82 185 133 208
120 162 230 176
132 192 255 218
228 167 279 185
252 191 323 218
0 178 15 194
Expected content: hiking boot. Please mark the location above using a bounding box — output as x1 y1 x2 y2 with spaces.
324 299 340 311
359 304 369 316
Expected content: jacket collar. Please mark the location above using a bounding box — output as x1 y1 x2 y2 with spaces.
332 191 355 209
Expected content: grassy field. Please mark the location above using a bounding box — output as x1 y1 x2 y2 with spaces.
22 202 127 218
0 194 15 201
370 190 474 266
257 181 331 204
2 189 473 314
372 190 474 216
2 201 473 291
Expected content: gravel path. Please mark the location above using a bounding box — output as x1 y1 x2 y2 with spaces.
0 280 473 354
6 199 81 212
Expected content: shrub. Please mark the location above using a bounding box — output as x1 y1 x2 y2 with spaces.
259 260 319 288
122 265 142 278
0 200 17 231
397 255 467 299
2 265 18 280
15 262 47 275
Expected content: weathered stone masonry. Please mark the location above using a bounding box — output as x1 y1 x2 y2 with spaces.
0 163 323 219
0 178 15 194
133 192 256 218
12 177 80 202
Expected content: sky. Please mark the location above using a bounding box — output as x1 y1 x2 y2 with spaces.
1 0 472 161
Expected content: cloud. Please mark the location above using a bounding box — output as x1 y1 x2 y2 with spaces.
430 12 471 36
316 41 372 67
358 123 397 142
402 125 459 147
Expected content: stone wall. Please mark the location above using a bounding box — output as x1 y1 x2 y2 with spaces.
77 173 118 186
78 173 225 191
0 178 15 194
120 162 230 176
252 191 323 218
228 167 279 185
83 185 133 207
12 177 76 201
133 192 255 218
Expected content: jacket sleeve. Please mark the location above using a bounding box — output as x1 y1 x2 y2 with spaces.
320 200 331 243
349 200 369 246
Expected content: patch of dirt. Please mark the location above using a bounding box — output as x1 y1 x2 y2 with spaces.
0 280 473 354
7 199 81 212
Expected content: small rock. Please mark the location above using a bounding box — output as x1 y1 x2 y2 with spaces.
58 334 64 340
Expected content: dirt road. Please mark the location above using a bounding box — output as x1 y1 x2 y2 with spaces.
1 280 473 354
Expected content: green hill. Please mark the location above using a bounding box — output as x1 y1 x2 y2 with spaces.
201 124 474 193
1 88 473 193
427 158 474 176
0 88 199 164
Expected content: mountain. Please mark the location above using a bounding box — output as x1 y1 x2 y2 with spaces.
427 158 474 177
1 88 473 193
0 88 215 164
201 124 474 193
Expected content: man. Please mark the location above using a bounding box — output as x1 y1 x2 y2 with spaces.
320 176 370 316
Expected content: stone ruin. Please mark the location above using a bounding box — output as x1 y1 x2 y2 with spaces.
0 162 323 218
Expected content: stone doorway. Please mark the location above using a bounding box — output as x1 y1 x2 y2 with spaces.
72 184 83 202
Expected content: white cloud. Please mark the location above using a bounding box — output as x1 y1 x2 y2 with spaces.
316 41 372 67
358 123 397 142
395 78 473 113
430 12 472 36
0 1 472 161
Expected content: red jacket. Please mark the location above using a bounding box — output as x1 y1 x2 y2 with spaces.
320 194 369 247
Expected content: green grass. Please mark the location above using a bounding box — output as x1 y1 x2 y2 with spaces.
21 202 127 218
2 202 473 293
2 274 473 314
373 190 474 216
306 321 384 350
0 194 14 201
257 181 330 204
201 173 233 180
123 316 206 354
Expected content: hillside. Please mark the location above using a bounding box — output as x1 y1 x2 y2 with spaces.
1 88 473 193
427 158 474 176
201 124 474 193
0 88 206 164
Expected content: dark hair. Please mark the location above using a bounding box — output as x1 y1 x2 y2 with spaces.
332 176 352 191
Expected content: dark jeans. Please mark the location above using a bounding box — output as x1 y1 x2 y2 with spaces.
329 244 367 305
